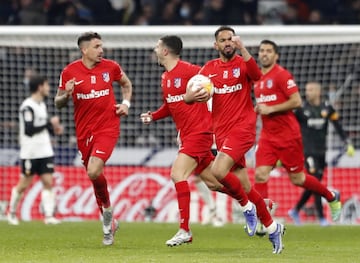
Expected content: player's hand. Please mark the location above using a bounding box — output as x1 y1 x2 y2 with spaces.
346 144 355 157
65 78 75 97
115 103 129 117
140 111 152 124
50 116 64 135
231 36 244 49
254 104 274 115
184 84 210 103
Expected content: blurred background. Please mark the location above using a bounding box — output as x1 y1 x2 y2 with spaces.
0 0 359 225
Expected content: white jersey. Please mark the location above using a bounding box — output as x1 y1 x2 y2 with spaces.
19 97 54 159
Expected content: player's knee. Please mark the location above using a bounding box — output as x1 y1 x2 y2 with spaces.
210 165 224 181
254 170 268 183
87 167 101 180
289 172 305 186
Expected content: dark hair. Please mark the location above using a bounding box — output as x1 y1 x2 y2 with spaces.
29 75 47 93
160 35 183 56
260 39 279 54
77 32 102 47
214 26 235 39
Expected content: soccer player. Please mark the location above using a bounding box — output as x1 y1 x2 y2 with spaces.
54 32 133 245
140 35 258 247
7 75 63 225
288 81 355 226
186 26 285 254
253 40 342 227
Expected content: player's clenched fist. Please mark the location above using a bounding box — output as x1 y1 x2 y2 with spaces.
140 111 152 124
65 78 75 96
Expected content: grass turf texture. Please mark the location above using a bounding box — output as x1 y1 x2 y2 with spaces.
1 221 359 263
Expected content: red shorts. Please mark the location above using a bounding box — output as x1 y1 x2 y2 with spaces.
256 137 304 173
216 127 256 169
77 133 118 167
179 133 214 175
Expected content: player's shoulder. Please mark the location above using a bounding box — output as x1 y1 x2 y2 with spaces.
62 59 82 72
179 60 200 70
100 58 120 67
272 64 293 78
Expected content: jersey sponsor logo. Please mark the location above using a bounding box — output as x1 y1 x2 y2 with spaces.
174 78 181 88
74 80 84 85
214 83 243 94
307 118 325 128
287 79 296 89
76 89 110 100
102 72 110 83
232 68 240 78
165 93 184 103
256 94 277 103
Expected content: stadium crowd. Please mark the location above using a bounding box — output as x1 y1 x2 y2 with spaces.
0 0 359 26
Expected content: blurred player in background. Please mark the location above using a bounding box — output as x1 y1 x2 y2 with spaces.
195 139 224 227
55 32 133 245
192 26 284 254
7 75 63 225
288 81 355 226
253 40 342 231
141 35 257 247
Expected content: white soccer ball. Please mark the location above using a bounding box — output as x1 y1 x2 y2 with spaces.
187 74 214 97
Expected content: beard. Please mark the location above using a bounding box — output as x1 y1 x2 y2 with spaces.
221 48 236 60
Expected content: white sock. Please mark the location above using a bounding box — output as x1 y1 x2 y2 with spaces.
9 187 22 214
240 200 253 212
266 221 278 234
196 180 216 211
41 189 56 217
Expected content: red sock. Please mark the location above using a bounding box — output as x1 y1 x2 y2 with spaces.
219 172 248 206
91 174 110 213
247 188 273 227
175 181 190 231
254 182 268 198
302 173 333 201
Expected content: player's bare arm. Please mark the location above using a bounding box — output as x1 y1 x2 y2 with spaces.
54 78 75 109
255 92 302 115
232 36 252 61
115 73 133 117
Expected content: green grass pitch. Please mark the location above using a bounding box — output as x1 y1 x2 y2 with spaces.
1 221 359 263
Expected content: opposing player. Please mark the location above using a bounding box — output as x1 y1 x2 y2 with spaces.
186 26 285 254
7 75 63 225
288 81 354 225
55 32 133 245
253 40 342 227
141 35 257 247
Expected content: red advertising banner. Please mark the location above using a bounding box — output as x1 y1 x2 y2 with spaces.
1 166 359 224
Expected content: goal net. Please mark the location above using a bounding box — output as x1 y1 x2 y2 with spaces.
0 26 359 224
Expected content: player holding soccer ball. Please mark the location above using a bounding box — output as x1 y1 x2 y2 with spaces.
55 32 133 246
185 26 285 254
253 40 342 228
140 35 259 248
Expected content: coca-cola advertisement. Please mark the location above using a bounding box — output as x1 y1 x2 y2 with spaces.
1 166 360 224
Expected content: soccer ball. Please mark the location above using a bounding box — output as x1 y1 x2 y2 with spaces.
187 74 214 97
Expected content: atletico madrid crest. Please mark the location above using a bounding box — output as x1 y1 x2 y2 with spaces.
102 72 110 82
